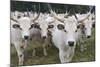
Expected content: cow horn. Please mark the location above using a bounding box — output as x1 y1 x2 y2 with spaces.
64 9 72 18
48 4 64 23
11 17 18 23
32 3 40 22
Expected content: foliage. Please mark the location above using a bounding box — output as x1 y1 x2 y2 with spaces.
11 1 95 14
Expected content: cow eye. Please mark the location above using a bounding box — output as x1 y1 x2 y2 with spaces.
48 25 54 29
33 24 40 29
82 25 85 29
57 24 65 30
12 24 21 30
29 24 34 29
77 25 80 29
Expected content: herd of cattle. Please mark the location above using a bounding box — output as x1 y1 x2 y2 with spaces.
10 5 95 65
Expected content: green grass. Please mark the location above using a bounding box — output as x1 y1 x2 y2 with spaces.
11 28 95 66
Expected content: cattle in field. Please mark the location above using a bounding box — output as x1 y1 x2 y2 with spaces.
46 4 92 63
11 4 95 64
31 13 55 56
76 12 95 38
11 11 40 65
47 16 78 63
74 12 95 52
45 8 77 63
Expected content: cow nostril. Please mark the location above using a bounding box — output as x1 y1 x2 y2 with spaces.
87 36 91 38
24 36 29 40
42 36 46 39
68 41 74 47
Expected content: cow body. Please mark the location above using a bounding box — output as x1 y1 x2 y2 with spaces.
11 11 40 65
48 16 78 63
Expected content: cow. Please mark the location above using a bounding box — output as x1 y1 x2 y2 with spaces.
76 12 95 38
74 12 95 52
10 11 40 65
46 4 91 63
47 16 78 63
31 13 55 56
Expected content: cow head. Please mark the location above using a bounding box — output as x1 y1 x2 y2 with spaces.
47 6 79 47
11 11 40 40
55 16 78 47
75 12 95 38
48 7 92 47
32 14 55 39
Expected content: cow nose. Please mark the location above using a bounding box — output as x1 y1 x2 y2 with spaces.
68 41 74 47
87 36 91 38
42 36 46 39
24 36 29 40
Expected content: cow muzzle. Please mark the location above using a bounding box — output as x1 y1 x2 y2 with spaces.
24 36 29 40
68 41 75 47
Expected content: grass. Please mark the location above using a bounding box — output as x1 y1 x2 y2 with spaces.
11 28 95 66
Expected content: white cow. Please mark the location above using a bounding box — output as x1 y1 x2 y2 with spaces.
11 11 39 65
76 12 95 38
31 13 55 56
74 12 95 52
48 16 78 63
47 8 91 63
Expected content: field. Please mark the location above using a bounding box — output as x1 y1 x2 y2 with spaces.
11 28 95 66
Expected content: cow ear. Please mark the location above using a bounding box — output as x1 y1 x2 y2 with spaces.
12 24 20 29
57 24 65 30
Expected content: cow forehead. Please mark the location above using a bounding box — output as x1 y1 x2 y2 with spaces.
45 16 55 23
64 17 77 31
39 21 48 29
65 22 77 31
18 17 32 29
39 16 54 29
18 17 31 22
65 16 77 23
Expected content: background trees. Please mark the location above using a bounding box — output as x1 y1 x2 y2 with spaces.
11 1 95 14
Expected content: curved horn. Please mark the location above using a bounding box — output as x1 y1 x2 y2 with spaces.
75 13 90 23
64 9 72 18
48 4 64 23
78 12 91 23
73 10 78 20
89 6 93 13
78 6 93 22
74 14 78 20
27 8 30 16
32 3 40 22
10 17 18 23
73 10 90 23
